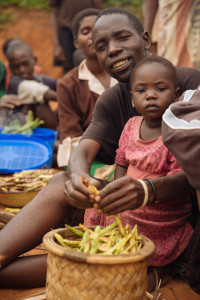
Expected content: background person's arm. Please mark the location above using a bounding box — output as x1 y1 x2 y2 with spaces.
50 7 66 63
0 94 21 109
143 0 158 36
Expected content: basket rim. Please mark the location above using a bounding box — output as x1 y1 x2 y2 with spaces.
43 227 155 265
0 189 41 194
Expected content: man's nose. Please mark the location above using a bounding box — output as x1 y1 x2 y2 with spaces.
108 40 121 56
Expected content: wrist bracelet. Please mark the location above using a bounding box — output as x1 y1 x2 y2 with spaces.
144 178 157 206
137 179 149 208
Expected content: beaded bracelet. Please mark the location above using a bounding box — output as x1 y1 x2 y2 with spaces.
137 179 149 208
144 178 157 206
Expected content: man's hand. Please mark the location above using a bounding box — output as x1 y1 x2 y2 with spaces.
94 176 144 215
0 95 21 109
64 173 102 209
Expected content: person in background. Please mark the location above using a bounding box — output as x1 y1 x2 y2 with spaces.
49 0 103 74
2 38 43 91
0 7 200 291
162 85 200 294
57 8 117 176
6 42 58 130
0 60 21 111
143 0 200 69
84 56 193 291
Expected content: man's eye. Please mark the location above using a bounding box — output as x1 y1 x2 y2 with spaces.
119 34 129 40
96 44 105 52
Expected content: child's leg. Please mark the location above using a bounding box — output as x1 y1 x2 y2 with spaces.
0 171 69 287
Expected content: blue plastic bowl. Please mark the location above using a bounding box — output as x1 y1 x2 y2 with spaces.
0 135 53 174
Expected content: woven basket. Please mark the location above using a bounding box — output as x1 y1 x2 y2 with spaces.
43 227 155 300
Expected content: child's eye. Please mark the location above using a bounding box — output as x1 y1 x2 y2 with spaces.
157 87 166 92
136 88 145 93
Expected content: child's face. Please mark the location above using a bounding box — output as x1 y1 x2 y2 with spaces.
9 48 36 80
74 15 97 59
131 62 178 121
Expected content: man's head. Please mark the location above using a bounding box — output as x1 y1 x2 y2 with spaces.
92 7 151 83
6 42 36 80
72 8 100 59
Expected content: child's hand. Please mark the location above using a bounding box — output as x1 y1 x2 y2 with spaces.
93 176 145 215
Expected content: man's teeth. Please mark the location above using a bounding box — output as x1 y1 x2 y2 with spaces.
112 59 128 68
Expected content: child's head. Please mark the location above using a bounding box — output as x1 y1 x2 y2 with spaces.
72 8 100 59
6 42 36 80
130 56 179 121
2 38 22 58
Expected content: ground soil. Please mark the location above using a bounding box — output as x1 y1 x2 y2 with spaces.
0 7 63 80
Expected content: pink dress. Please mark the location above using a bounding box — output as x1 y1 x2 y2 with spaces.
84 116 193 266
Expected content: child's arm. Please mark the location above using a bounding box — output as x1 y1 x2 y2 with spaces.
114 164 127 180
44 88 57 101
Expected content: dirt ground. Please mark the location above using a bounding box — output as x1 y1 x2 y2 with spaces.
0 7 63 80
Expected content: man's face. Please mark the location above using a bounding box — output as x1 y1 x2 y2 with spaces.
93 14 150 83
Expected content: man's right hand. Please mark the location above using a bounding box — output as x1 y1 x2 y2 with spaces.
0 95 21 109
64 173 102 209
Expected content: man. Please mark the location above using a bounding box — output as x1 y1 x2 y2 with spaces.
0 7 200 290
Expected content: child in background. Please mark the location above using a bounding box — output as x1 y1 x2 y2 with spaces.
85 56 194 291
6 42 57 130
2 38 43 91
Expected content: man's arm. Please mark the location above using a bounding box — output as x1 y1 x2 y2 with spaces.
65 139 102 209
143 0 158 36
94 170 195 215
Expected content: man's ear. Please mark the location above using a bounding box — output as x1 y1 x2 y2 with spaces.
174 87 180 102
73 36 79 49
142 30 151 51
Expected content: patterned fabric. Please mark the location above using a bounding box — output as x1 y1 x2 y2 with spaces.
84 116 193 266
162 86 200 190
157 0 200 68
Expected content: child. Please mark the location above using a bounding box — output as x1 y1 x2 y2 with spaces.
6 42 58 130
84 56 194 291
57 8 117 180
2 38 43 91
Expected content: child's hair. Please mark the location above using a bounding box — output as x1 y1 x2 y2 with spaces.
72 8 100 38
130 56 178 89
94 7 144 35
2 38 22 57
6 42 33 61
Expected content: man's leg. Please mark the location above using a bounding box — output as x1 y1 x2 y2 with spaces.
0 171 70 288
